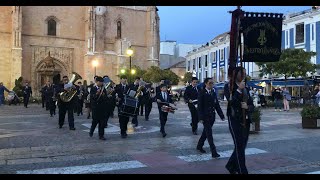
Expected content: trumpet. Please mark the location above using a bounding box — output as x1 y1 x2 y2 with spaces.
134 80 149 99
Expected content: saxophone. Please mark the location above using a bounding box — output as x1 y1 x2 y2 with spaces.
59 72 82 102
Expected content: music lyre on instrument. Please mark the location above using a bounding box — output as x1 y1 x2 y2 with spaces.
159 101 177 113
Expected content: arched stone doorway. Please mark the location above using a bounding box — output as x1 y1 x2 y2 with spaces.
34 52 68 97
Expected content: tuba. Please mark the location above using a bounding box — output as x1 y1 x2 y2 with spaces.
59 72 82 102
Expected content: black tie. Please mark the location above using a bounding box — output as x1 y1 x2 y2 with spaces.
122 86 125 92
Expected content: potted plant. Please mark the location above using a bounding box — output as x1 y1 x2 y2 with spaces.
300 105 320 129
250 107 262 133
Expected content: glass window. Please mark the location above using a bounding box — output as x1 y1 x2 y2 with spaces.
117 21 122 39
193 59 195 70
220 49 224 60
295 23 304 44
187 61 190 71
205 55 208 67
219 67 224 82
47 19 56 36
198 57 201 68
213 68 216 82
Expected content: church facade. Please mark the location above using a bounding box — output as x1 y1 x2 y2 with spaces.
0 6 160 96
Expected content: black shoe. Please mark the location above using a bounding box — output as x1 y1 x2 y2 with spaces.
77 114 79 116
145 117 149 121
212 152 221 158
99 137 106 141
162 132 167 138
59 125 62 129
87 116 90 119
50 115 53 117
190 123 192 127
121 134 127 138
225 165 237 174
196 147 206 153
70 127 76 130
134 123 138 127
193 131 198 135
89 132 93 137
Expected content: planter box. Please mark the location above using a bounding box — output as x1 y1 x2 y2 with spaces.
250 121 260 133
302 117 320 129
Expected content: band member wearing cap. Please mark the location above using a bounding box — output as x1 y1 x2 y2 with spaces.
114 75 130 138
89 76 107 140
156 84 176 137
224 67 253 174
184 77 199 135
197 77 225 158
56 76 76 130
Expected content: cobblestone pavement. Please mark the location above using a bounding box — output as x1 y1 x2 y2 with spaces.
0 101 320 174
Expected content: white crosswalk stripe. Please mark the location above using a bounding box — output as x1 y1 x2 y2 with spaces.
16 160 147 174
177 148 267 162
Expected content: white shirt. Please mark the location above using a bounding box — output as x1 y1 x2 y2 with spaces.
162 91 167 101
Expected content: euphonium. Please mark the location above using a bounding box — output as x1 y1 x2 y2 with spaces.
59 72 82 102
134 80 146 99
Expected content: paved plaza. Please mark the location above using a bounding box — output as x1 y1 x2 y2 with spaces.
0 101 320 174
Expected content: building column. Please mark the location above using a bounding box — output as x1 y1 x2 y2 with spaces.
11 6 22 88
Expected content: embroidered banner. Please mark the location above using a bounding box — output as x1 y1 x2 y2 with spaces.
241 12 283 62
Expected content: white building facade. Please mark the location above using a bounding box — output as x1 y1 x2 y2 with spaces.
282 7 320 74
186 32 259 83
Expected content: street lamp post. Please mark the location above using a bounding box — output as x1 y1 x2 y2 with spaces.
126 46 134 83
92 60 98 76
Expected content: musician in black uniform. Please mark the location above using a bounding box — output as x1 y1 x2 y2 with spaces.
23 82 32 108
144 84 154 121
89 76 107 140
224 67 253 174
184 77 199 135
102 75 115 128
156 84 176 137
40 85 46 108
128 77 142 127
197 77 225 158
43 81 55 117
156 78 166 95
115 75 130 138
76 81 85 116
56 76 76 130
85 81 95 119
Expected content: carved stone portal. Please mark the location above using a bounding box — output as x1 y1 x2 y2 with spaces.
31 46 72 97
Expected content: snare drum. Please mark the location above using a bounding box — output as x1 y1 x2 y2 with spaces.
120 96 139 117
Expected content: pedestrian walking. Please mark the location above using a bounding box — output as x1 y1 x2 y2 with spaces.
22 82 32 108
0 82 11 106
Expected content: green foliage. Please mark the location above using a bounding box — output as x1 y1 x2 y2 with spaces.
300 105 320 119
251 107 262 123
12 77 24 97
141 66 179 85
256 49 317 81
183 72 193 83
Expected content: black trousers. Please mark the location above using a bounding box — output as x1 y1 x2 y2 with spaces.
159 108 168 133
76 99 84 115
48 100 56 116
23 95 30 107
104 104 113 125
145 100 153 119
42 96 45 108
140 101 144 115
197 115 217 153
188 103 199 132
226 116 250 174
58 102 75 128
119 114 130 135
90 109 106 138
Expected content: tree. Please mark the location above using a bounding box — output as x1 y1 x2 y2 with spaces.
12 77 24 97
142 66 180 85
183 72 193 83
256 48 318 87
117 65 146 83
